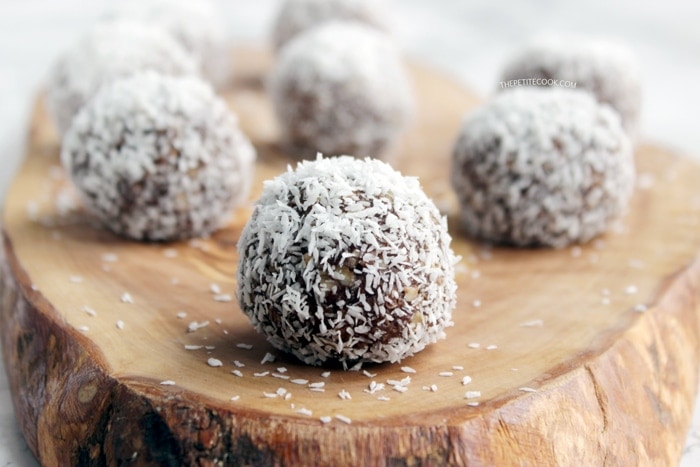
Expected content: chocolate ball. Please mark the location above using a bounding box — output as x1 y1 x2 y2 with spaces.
452 87 635 248
237 156 457 367
61 72 255 241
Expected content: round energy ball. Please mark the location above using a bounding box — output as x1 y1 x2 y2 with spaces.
61 71 255 241
47 20 198 137
268 21 414 160
499 37 642 134
104 0 230 87
272 0 390 50
451 87 635 248
237 156 457 368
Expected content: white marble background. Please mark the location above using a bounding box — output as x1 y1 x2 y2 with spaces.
1 1 699 465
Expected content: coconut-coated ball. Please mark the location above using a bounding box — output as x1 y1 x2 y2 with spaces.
268 21 414 160
272 0 390 50
61 71 255 241
47 19 198 136
451 87 635 248
237 155 457 368
499 36 642 134
104 0 231 88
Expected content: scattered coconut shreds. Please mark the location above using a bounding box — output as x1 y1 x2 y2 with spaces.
254 371 270 377
401 366 417 374
176 311 187 319
236 343 253 350
519 387 537 393
423 385 438 392
365 381 385 394
439 372 453 377
205 345 215 350
393 385 408 393
263 392 278 398
78 325 89 332
309 382 326 390
291 379 309 385
388 376 411 387
160 380 176 386
462 376 473 386
230 395 240 401
363 370 377 378
215 318 223 325
486 344 498 350
163 249 178 258
70 275 83 283
377 396 391 401
521 319 544 327
261 352 276 364
297 408 313 416
273 373 290 380
82 305 97 317
625 285 638 295
207 357 223 367
320 416 333 424
120 292 134 304
210 283 221 294
472 300 482 308
277 367 288 373
465 391 481 399
184 345 203 350
452 365 464 371
214 294 233 302
321 371 331 378
466 402 480 407
188 321 210 333
234 360 245 368
634 304 648 313
468 343 480 349
116 320 125 330
338 389 352 400
231 370 243 377
335 415 352 425
102 253 118 263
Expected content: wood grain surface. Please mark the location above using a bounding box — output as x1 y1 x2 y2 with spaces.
1 46 700 466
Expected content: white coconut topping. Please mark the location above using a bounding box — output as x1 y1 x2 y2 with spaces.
47 19 197 136
104 0 230 87
272 0 391 50
268 21 414 159
237 155 457 367
452 87 635 248
61 71 255 241
500 35 642 134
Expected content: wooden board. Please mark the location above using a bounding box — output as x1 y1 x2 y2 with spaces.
1 45 700 466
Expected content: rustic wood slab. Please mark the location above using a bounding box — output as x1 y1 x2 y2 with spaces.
2 45 700 466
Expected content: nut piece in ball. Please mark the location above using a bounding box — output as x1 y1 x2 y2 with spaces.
451 87 635 248
269 21 414 160
61 71 255 241
237 155 457 368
